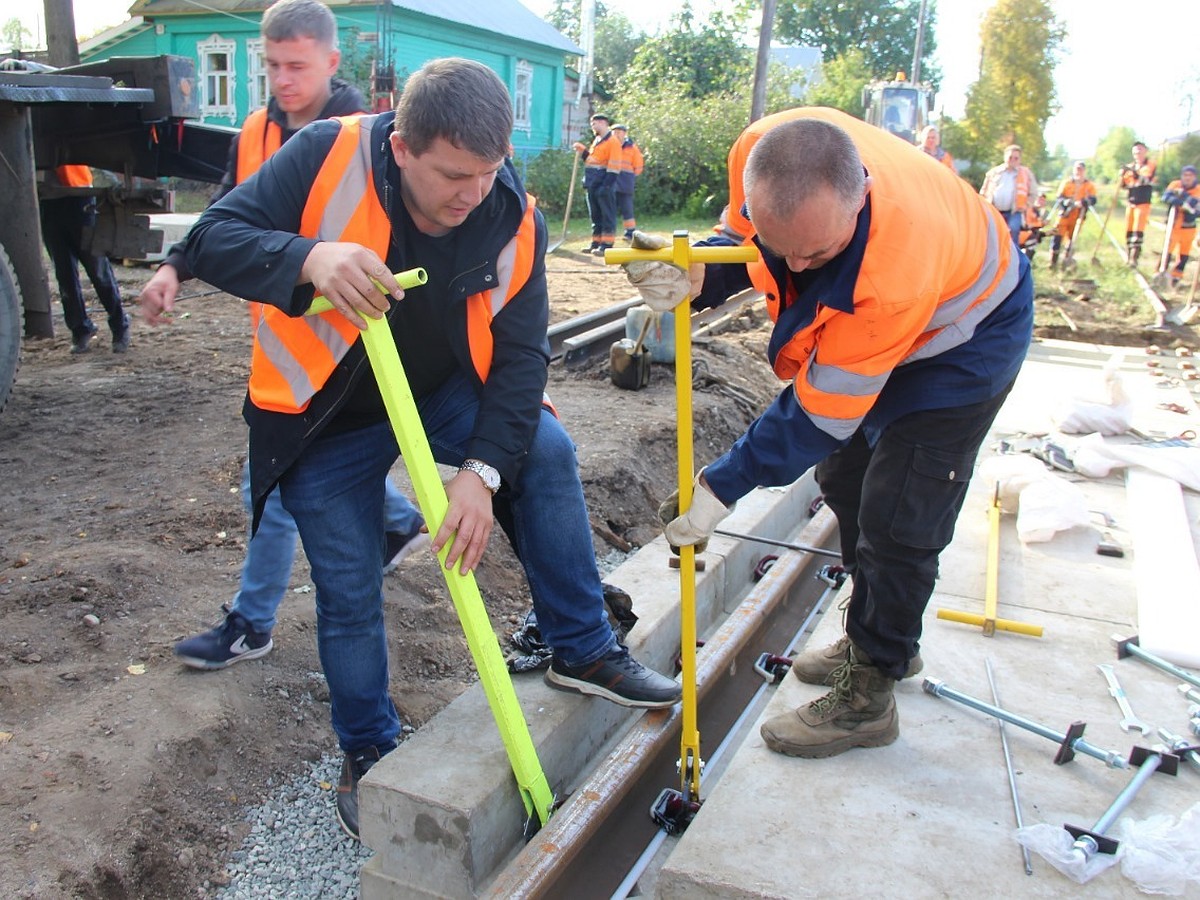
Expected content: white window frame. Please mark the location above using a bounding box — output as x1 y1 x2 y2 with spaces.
197 34 237 121
246 37 267 111
513 59 533 133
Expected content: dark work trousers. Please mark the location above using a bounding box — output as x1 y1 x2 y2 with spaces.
39 197 127 340
815 381 1016 678
585 184 617 244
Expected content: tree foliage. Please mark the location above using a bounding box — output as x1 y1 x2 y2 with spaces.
618 6 753 99
1 17 31 52
958 0 1064 176
803 47 873 118
1090 126 1139 185
772 1 941 87
545 1 644 95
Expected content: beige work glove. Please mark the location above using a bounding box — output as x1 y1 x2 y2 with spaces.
658 470 733 554
623 231 690 313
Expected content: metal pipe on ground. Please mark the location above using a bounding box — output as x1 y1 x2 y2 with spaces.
481 509 838 899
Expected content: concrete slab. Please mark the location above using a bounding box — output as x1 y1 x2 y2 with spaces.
655 343 1200 899
359 475 823 898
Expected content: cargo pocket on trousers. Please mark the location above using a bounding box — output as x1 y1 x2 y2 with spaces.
889 446 974 550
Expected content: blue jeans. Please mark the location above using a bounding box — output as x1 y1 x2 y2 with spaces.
1003 209 1023 246
230 459 422 634
276 370 617 752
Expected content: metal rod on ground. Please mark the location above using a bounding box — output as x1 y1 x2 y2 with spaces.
173 287 227 302
1113 634 1200 689
1065 748 1179 862
1157 728 1200 773
922 677 1129 768
712 528 841 559
307 269 556 830
985 658 1033 876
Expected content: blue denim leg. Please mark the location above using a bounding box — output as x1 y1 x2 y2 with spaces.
278 422 401 752
1005 210 1024 245
383 478 423 534
418 371 616 667
228 460 297 634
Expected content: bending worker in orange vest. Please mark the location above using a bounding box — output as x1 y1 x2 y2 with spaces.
146 57 681 839
628 108 1033 759
139 0 425 676
1049 160 1097 270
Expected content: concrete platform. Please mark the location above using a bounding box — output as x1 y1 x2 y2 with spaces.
655 341 1200 898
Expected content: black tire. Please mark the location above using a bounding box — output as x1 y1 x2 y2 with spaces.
0 243 22 417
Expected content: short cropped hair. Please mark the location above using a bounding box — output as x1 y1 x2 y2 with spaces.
591 113 609 123
1005 144 1022 155
261 0 337 47
395 58 513 161
743 119 865 222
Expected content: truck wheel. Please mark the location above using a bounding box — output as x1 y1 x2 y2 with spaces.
0 244 23 417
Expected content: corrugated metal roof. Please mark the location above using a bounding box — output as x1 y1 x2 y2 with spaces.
126 0 581 55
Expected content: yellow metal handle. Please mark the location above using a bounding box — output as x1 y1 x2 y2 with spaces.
307 267 428 315
603 243 759 267
935 609 1044 638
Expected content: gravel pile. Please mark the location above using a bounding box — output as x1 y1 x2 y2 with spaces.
211 754 373 899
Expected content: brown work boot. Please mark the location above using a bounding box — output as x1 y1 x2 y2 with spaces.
790 634 922 685
761 645 899 758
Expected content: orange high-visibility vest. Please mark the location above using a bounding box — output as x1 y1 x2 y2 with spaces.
236 108 283 184
729 108 1021 440
56 165 92 188
247 114 540 413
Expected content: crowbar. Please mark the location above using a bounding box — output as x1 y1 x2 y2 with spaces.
307 268 556 832
604 234 758 818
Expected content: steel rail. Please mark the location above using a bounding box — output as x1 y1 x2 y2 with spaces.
481 507 838 899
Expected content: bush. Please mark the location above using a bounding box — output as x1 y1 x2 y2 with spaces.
520 147 585 221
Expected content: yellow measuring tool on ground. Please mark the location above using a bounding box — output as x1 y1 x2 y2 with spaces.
308 269 555 831
605 234 759 816
936 483 1043 638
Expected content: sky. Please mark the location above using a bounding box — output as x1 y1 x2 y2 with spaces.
8 0 1197 159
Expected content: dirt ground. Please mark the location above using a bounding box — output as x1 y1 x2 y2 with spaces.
0 250 781 898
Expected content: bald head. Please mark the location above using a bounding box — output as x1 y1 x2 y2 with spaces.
743 119 865 225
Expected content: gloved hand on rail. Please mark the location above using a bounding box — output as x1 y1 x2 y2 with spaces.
622 231 692 313
658 470 733 554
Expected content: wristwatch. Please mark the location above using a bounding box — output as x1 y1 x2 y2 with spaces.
460 458 501 494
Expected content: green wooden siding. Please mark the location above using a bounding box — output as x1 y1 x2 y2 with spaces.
81 10 569 157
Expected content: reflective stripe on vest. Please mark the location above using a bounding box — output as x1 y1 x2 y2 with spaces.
465 199 539 382
739 109 1020 441
56 165 92 188
247 115 382 413
236 109 282 184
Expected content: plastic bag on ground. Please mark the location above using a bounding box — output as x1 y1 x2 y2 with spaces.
1072 432 1200 493
1016 822 1120 883
1117 802 1200 895
1053 354 1134 435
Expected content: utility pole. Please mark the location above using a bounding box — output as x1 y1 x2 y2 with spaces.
750 0 777 123
578 0 595 108
910 0 927 84
43 0 79 67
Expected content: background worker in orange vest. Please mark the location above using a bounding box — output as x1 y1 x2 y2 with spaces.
1018 192 1047 261
1049 160 1097 269
611 123 644 242
573 113 621 254
979 143 1037 245
626 108 1032 760
1120 141 1157 266
138 0 425 671
916 125 954 173
38 165 130 353
150 57 681 839
1162 165 1200 288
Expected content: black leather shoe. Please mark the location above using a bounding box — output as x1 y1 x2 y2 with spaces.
336 746 386 840
545 646 681 709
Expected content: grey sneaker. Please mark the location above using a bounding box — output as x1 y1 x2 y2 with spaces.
70 323 98 354
545 646 681 709
761 644 899 758
790 634 922 685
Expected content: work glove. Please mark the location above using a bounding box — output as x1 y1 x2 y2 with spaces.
623 231 691 313
658 470 733 554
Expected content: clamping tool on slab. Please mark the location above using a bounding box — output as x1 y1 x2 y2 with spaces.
936 483 1044 637
308 270 556 835
923 676 1128 768
1112 634 1200 691
604 232 758 831
1065 747 1180 862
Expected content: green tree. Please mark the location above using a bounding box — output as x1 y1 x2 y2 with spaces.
544 1 644 95
1091 126 1139 185
772 1 941 87
959 0 1064 175
618 6 753 99
803 47 874 118
2 17 31 52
